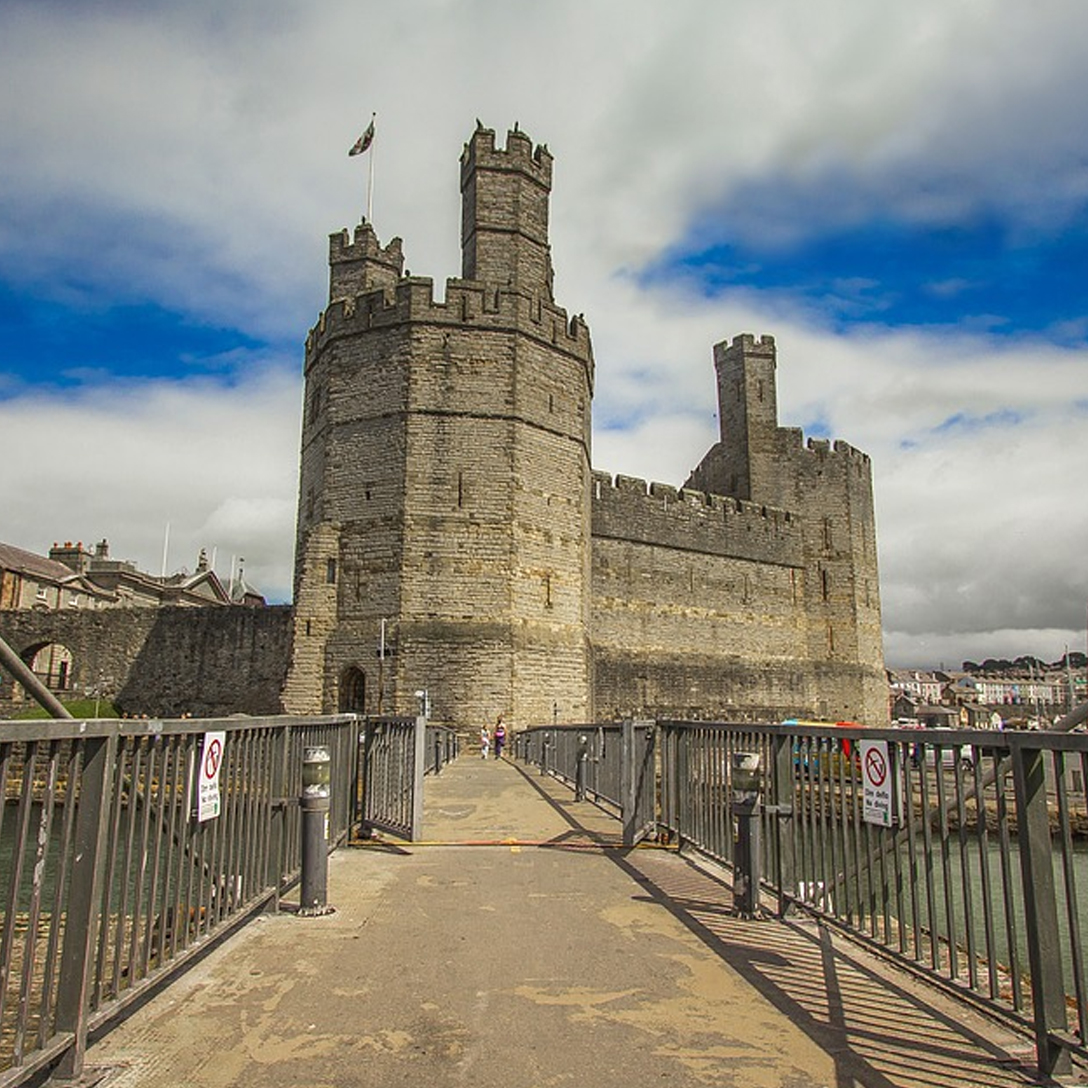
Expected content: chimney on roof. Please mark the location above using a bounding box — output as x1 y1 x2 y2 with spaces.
50 540 91 575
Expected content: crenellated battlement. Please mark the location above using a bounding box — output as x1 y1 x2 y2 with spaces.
592 471 803 568
328 221 405 300
460 121 553 190
777 429 871 469
329 221 404 268
715 332 776 361
306 274 593 368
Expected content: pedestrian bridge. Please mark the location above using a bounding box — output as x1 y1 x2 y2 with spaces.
1 714 1086 1086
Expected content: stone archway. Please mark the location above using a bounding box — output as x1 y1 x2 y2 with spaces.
30 641 74 691
339 666 367 713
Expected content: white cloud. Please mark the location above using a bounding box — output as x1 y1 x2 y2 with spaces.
0 0 1086 667
0 367 302 601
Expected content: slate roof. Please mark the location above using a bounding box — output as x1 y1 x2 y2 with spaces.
0 541 82 584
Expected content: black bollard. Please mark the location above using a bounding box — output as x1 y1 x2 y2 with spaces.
299 744 334 916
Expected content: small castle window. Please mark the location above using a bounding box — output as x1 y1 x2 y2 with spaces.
821 569 830 602
326 558 338 584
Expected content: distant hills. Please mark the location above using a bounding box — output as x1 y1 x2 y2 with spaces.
962 652 1086 674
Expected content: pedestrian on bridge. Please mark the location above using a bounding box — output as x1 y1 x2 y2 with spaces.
480 725 490 760
493 716 506 759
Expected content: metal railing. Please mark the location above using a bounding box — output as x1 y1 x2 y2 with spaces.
515 724 622 806
514 722 657 844
656 720 1088 1081
425 724 460 777
355 716 420 842
0 713 357 1086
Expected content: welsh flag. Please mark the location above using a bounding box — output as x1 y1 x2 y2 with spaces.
349 118 375 157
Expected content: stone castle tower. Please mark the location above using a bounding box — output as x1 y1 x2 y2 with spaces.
283 123 595 728
685 335 886 723
284 122 887 730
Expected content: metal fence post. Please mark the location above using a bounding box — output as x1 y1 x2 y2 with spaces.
771 732 796 916
267 724 289 911
53 732 116 1080
1010 738 1071 1080
410 715 426 842
621 720 638 846
575 732 589 802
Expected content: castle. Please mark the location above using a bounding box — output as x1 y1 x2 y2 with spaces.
282 121 887 731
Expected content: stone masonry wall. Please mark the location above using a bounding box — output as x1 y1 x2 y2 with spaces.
0 607 293 718
590 471 814 720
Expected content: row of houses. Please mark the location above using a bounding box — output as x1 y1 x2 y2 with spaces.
888 667 1087 729
0 539 265 612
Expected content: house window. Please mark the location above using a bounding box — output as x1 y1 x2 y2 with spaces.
326 558 337 584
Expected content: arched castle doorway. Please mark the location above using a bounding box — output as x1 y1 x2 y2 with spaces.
339 667 366 713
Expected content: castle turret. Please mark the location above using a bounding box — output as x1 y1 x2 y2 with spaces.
328 221 404 300
685 334 887 725
460 123 554 296
285 124 593 730
712 334 779 500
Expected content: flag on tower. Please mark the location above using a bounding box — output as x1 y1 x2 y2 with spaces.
349 117 375 157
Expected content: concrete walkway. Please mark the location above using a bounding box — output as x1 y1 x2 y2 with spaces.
79 755 1055 1087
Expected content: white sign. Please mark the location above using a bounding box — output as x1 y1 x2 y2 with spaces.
861 740 894 827
197 731 226 822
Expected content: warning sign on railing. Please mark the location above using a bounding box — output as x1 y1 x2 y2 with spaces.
861 740 899 827
196 731 226 822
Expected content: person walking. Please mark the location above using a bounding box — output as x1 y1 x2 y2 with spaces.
493 716 506 760
480 725 490 760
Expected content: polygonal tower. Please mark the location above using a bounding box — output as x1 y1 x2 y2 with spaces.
685 334 886 725
283 123 595 731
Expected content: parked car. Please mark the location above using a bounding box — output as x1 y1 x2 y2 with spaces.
915 743 976 770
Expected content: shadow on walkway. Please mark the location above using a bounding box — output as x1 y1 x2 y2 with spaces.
444 756 1048 1087
77 755 1056 1088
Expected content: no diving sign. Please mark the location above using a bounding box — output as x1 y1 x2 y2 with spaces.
861 740 898 827
197 731 226 822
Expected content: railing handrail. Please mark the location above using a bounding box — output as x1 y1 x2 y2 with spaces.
0 713 359 743
0 712 360 1084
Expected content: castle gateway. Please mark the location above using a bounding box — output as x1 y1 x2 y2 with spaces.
283 122 887 731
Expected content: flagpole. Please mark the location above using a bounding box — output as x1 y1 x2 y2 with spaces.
367 130 375 223
349 112 377 224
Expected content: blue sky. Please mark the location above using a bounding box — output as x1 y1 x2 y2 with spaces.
654 202 1088 342
1 0 1087 672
